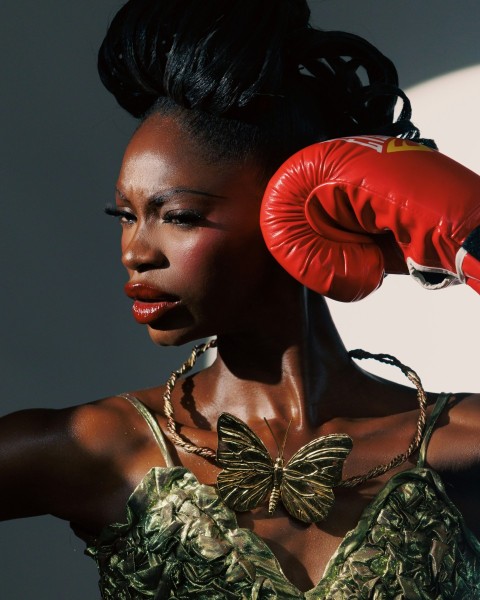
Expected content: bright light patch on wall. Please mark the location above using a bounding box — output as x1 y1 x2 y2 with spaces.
407 64 480 173
327 65 480 393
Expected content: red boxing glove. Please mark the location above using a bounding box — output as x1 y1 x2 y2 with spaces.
260 135 480 301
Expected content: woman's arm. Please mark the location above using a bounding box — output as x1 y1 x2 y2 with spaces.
0 397 152 529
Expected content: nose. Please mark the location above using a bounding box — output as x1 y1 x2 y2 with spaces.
121 225 168 272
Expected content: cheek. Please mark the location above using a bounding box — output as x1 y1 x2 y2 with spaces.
170 226 273 299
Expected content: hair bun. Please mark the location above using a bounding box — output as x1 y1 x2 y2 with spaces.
98 0 312 118
99 0 434 155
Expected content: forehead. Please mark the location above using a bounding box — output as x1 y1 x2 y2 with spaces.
118 113 263 199
121 115 197 184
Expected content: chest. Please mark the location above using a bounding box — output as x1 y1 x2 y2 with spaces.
233 475 398 591
88 466 479 599
100 412 422 588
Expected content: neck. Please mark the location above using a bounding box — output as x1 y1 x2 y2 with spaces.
209 288 355 428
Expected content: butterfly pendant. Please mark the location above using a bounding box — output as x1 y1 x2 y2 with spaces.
216 413 353 523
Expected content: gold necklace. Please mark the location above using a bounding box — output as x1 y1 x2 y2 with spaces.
162 339 427 523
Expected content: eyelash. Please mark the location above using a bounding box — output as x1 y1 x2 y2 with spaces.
104 205 135 225
104 205 203 227
162 209 203 227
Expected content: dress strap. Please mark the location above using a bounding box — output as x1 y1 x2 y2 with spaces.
417 393 452 468
117 393 174 468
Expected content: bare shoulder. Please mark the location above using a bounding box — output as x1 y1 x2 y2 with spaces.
68 393 156 456
427 392 480 470
0 392 163 526
424 392 480 535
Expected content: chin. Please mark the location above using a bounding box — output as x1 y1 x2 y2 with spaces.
146 325 214 348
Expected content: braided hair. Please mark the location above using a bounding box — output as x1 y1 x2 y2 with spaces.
98 0 435 178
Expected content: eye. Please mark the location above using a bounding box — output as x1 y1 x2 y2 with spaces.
162 209 203 227
104 205 136 226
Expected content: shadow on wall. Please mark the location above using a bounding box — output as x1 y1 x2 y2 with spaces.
310 0 480 88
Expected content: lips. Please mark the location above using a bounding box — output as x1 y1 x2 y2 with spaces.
124 282 180 325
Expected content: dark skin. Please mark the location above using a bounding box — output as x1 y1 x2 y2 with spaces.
1 113 479 592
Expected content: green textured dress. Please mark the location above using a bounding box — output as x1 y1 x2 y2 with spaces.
85 393 480 599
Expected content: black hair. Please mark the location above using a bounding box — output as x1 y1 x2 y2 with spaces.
98 0 435 178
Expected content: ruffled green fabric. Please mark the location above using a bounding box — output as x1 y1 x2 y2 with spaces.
86 467 300 599
86 465 480 599
314 468 480 599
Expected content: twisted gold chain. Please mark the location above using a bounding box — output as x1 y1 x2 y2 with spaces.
162 340 428 485
163 338 218 459
337 349 427 488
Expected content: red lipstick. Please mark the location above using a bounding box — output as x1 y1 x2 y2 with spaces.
124 283 180 325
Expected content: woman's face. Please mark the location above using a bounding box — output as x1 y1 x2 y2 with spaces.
114 112 289 346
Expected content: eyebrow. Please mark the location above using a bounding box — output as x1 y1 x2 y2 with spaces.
115 187 226 204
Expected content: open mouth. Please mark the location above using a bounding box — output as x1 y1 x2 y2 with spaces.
131 298 180 324
124 282 178 301
124 283 181 324
134 293 179 302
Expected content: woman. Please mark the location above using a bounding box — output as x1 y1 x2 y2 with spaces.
2 0 479 597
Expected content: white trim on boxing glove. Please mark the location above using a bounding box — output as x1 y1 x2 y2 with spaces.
455 247 468 284
406 257 460 290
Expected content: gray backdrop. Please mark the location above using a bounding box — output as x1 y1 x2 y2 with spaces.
1 0 479 597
